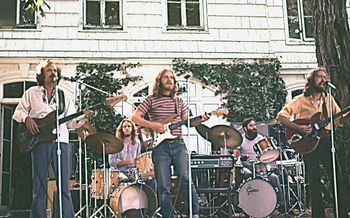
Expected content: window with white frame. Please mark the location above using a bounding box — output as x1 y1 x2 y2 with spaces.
167 0 205 30
0 0 36 28
84 0 122 30
285 0 313 41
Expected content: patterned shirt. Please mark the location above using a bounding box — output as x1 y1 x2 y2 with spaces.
137 95 188 136
108 140 141 173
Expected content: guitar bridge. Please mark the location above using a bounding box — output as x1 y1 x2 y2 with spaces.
288 134 302 144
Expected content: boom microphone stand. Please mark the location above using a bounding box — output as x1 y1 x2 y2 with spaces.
54 78 63 218
326 82 339 218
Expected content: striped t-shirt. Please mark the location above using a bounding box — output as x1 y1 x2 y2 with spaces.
137 95 188 136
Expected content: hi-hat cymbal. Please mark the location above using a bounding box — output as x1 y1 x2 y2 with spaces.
85 133 124 154
76 122 97 139
195 124 212 141
210 125 242 148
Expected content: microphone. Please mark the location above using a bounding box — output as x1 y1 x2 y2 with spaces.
325 81 336 90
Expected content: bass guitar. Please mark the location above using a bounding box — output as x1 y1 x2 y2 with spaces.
286 106 350 154
16 95 127 153
140 108 229 149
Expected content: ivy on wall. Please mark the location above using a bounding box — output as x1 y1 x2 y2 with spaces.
172 58 287 122
73 62 142 134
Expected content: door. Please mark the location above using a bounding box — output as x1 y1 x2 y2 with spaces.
0 104 15 206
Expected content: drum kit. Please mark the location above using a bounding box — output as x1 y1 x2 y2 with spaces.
196 123 308 217
74 123 158 218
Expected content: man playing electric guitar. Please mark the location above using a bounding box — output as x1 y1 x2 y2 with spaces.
131 69 209 218
12 61 93 218
277 67 350 218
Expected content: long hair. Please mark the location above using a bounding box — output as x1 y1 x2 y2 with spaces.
303 67 327 97
152 69 178 99
36 61 62 86
115 118 139 144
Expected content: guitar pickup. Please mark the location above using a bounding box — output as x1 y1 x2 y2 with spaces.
313 123 320 130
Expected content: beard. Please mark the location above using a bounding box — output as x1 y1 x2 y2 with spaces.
245 130 258 140
315 83 326 92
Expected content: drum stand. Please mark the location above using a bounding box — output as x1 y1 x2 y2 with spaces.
90 141 116 218
75 140 90 218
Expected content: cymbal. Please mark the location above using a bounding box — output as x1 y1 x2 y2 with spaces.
85 133 124 154
76 122 97 139
210 125 242 148
195 124 212 141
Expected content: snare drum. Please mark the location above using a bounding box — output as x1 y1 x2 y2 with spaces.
91 169 120 199
136 152 155 180
254 161 277 178
238 178 277 217
253 137 279 163
110 182 157 218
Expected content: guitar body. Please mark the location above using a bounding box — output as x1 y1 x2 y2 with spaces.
286 112 329 154
151 123 179 148
17 111 58 152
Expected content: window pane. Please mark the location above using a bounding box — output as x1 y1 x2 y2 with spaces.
186 2 200 26
304 16 313 38
286 0 298 16
0 0 16 26
3 109 12 140
288 17 300 39
105 1 120 26
168 2 181 26
2 141 10 171
4 82 24 98
19 1 36 26
303 0 313 16
1 173 9 206
86 1 101 26
25 81 36 90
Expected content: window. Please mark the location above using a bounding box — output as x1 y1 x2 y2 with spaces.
167 0 205 30
0 0 36 28
84 0 123 30
285 0 313 41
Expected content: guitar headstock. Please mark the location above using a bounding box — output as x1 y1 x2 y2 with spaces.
211 108 229 117
105 95 128 107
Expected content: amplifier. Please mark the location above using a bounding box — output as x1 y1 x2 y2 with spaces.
191 154 234 169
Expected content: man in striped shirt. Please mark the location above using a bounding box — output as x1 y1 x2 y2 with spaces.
132 69 208 218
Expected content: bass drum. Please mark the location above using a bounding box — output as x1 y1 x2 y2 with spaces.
238 178 277 218
110 183 157 218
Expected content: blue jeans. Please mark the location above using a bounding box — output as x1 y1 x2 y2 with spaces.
31 142 74 218
152 139 199 218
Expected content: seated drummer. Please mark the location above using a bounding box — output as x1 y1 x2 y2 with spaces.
109 118 156 190
233 117 285 212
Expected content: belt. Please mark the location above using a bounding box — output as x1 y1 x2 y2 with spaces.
166 137 183 143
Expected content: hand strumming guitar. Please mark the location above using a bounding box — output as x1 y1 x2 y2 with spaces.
25 117 40 135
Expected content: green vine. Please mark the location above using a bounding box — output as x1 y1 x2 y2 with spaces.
73 62 142 134
172 58 287 122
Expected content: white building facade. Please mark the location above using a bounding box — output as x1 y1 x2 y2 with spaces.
0 0 349 208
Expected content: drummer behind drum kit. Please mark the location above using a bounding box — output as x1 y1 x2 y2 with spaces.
195 123 308 217
74 121 158 218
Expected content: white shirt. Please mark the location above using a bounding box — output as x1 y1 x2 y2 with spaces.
12 86 87 143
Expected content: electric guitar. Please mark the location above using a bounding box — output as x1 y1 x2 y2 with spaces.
141 108 229 149
286 106 350 154
16 95 127 153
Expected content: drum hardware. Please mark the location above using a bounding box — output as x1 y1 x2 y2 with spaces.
276 158 310 216
86 135 122 218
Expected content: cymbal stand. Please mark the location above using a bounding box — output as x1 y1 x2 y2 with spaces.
90 141 115 218
220 134 228 155
278 147 288 215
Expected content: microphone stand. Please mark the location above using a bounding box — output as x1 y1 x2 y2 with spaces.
54 80 63 218
185 76 193 218
327 85 339 218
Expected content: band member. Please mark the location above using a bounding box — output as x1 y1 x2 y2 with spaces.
233 117 284 212
131 69 208 218
109 118 141 179
13 61 93 218
277 67 350 218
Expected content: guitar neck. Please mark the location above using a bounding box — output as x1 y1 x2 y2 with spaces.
319 106 350 128
58 102 104 125
168 114 207 131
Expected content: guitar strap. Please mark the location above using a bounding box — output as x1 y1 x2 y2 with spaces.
58 89 65 115
175 97 181 117
322 96 328 120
